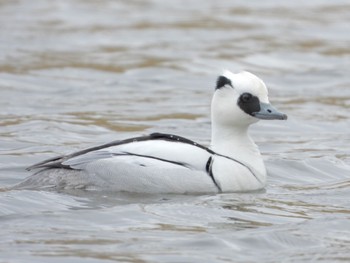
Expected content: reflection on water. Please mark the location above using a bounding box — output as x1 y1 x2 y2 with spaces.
0 0 350 262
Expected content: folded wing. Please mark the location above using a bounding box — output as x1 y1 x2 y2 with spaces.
27 133 212 173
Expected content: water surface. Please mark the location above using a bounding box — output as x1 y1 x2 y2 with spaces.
1 1 349 262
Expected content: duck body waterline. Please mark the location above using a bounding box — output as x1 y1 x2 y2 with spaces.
14 71 287 193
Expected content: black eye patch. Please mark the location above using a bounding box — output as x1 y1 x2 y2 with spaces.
238 92 261 116
216 76 233 90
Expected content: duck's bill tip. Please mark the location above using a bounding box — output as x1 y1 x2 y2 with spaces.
280 113 288 120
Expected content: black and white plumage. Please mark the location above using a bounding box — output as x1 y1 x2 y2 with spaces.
15 70 287 194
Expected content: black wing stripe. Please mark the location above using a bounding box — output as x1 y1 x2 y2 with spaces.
116 152 189 168
149 133 215 153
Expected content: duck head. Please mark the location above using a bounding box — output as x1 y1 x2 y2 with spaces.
211 70 287 129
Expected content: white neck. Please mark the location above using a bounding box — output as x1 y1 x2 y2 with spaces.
210 123 266 177
211 124 253 154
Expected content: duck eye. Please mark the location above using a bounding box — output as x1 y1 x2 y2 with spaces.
240 93 252 103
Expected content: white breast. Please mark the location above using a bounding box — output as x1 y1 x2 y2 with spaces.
211 155 266 192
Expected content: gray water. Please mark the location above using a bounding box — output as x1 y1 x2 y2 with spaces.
1 1 350 262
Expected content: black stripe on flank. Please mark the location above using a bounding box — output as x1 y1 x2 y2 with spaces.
205 156 211 173
216 76 233 90
117 152 189 169
206 157 221 192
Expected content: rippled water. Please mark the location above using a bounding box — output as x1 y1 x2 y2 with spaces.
1 0 350 262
